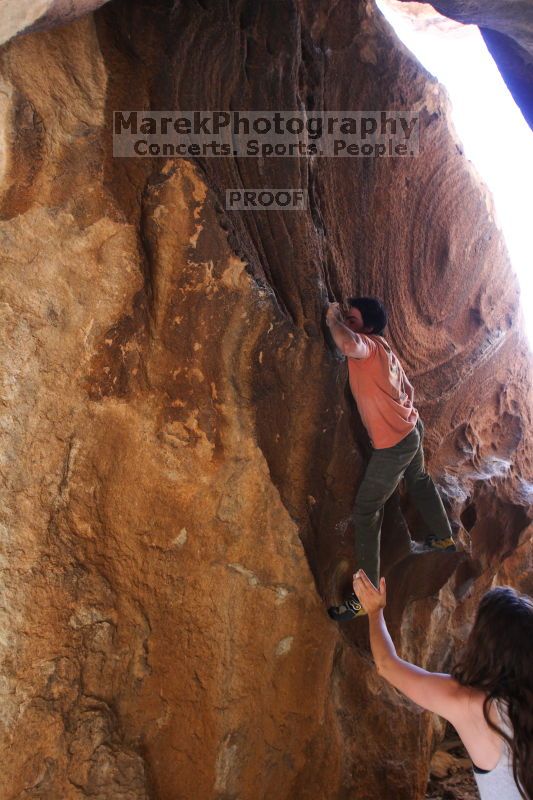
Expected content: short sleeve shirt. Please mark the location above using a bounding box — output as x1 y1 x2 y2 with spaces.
346 335 418 449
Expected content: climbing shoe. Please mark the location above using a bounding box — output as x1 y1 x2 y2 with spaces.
424 535 456 552
328 592 367 622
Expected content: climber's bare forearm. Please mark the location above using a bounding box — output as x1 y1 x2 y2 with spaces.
327 315 353 351
368 610 398 675
326 310 370 359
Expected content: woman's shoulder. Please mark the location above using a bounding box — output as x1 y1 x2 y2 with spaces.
452 683 490 711
452 678 508 727
448 683 497 727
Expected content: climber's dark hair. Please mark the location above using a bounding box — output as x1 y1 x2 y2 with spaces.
452 586 533 800
347 297 387 335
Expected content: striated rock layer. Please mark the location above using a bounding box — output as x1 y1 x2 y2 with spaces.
0 1 532 799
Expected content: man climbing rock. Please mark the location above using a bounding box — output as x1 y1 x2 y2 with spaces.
326 297 456 622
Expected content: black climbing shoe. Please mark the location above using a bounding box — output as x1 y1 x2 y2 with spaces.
424 535 456 552
328 592 367 621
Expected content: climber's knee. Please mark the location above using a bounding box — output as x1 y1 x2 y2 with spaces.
405 471 431 494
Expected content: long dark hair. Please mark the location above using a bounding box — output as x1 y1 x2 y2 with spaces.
452 586 533 799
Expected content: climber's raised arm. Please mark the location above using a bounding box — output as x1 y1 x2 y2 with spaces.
353 570 464 724
325 302 372 359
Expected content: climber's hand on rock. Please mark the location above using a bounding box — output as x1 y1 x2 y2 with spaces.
353 570 387 615
326 301 341 321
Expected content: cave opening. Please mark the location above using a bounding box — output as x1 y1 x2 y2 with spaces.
376 0 533 348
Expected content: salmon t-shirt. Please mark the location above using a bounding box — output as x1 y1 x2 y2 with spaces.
346 335 418 449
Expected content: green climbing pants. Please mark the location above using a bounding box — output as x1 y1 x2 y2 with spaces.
354 418 452 586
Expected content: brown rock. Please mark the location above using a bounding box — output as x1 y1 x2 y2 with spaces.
427 736 480 799
430 748 471 779
0 1 531 799
430 749 457 779
0 0 111 46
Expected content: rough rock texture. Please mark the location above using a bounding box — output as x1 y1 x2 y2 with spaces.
397 0 533 129
0 0 111 47
426 732 479 799
0 1 532 799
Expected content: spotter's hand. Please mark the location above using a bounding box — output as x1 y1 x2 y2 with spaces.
353 569 387 615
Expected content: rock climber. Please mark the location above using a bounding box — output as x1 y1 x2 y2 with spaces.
325 297 456 621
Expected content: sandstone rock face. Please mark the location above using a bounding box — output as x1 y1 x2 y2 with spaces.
0 0 111 47
398 0 533 129
0 1 531 799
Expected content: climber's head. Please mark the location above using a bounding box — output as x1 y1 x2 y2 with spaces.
345 297 387 335
452 585 533 799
